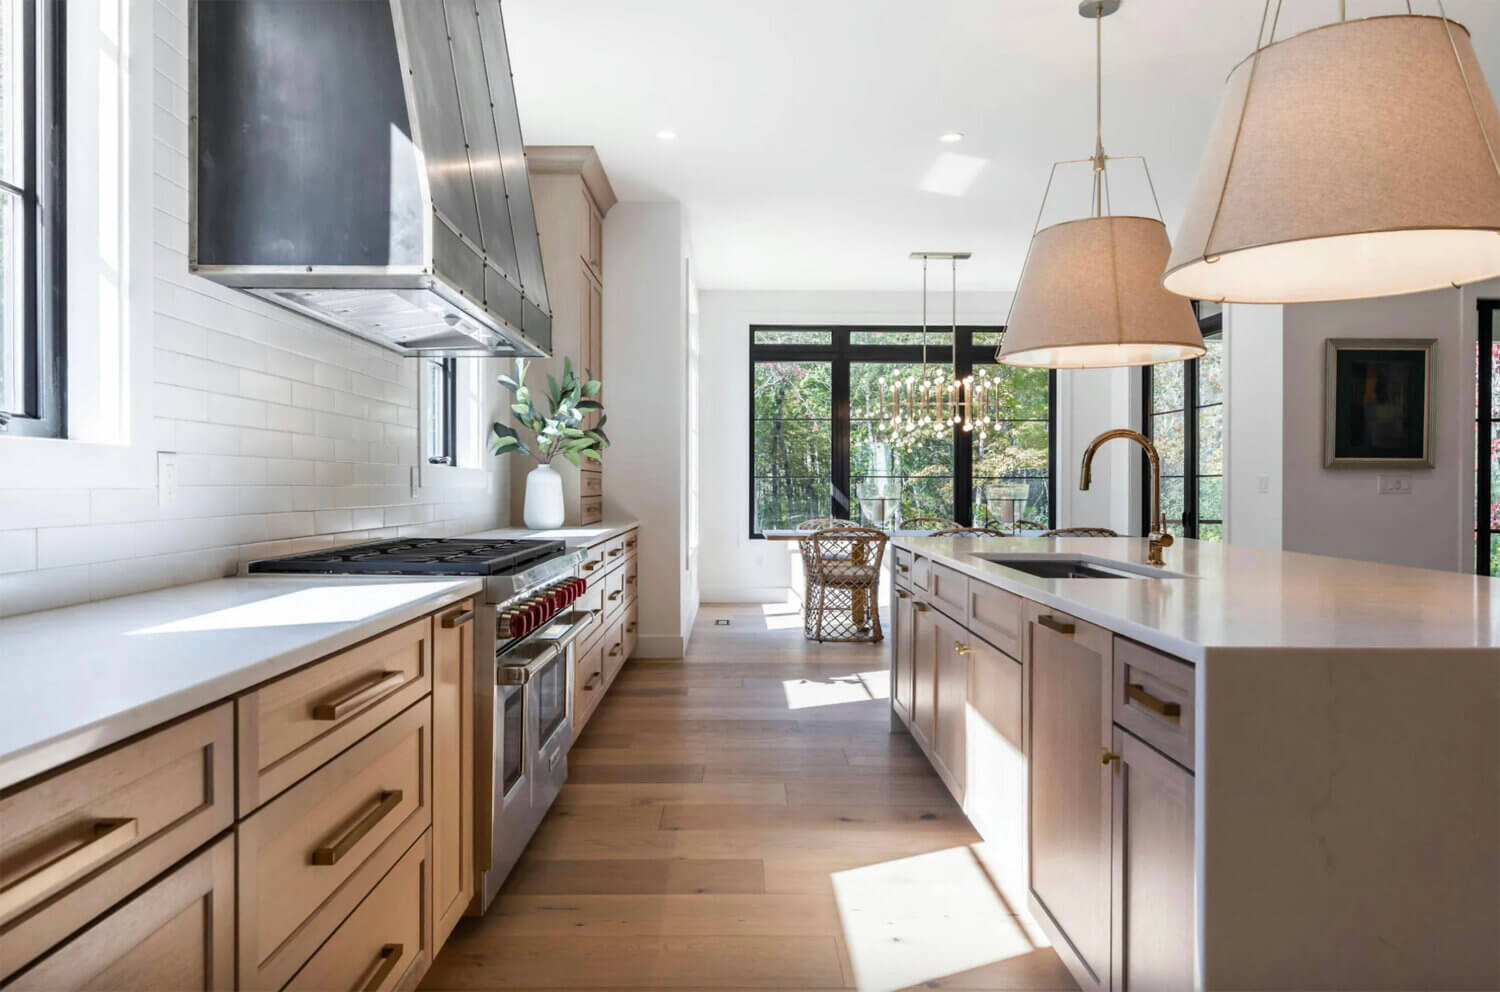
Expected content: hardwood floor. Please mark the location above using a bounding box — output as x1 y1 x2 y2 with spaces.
423 601 1075 992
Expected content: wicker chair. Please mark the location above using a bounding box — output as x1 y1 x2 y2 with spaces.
795 518 844 532
799 526 888 643
1042 526 1120 537
930 527 1009 538
901 516 959 532
1014 519 1047 532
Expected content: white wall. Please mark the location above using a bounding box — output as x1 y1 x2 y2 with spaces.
602 202 698 655
1224 304 1284 549
0 0 509 619
696 289 1134 603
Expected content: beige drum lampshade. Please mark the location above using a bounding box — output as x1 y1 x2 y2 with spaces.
1165 15 1500 304
999 215 1204 369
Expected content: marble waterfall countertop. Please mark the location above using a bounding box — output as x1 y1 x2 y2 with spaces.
895 535 1500 661
0 575 482 791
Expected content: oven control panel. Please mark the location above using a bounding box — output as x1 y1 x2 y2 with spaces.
497 577 586 638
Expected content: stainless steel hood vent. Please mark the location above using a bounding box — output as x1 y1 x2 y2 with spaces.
191 0 551 358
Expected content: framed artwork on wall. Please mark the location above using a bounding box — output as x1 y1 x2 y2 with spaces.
1323 338 1435 469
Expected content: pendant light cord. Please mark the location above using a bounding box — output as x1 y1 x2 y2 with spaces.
1091 3 1106 218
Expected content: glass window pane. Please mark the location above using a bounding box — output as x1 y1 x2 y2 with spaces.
0 189 23 416
1198 331 1224 405
974 479 1049 528
1151 409 1186 477
1159 476 1185 538
0 0 21 186
753 418 830 479
850 361 954 526
849 329 953 346
1490 423 1500 538
1197 404 1224 475
753 361 832 419
971 331 1005 347
1199 476 1223 527
753 478 828 532
1151 361 1185 414
1491 339 1500 419
753 329 831 345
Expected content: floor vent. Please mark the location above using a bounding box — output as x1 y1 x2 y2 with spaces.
714 619 730 626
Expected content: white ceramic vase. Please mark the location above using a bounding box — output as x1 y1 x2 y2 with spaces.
523 463 566 530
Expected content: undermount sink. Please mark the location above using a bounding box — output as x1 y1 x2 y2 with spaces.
976 554 1190 580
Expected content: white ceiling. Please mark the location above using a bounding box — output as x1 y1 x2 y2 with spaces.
505 0 1500 293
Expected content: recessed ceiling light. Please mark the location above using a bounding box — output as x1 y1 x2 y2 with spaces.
656 129 678 141
938 131 964 144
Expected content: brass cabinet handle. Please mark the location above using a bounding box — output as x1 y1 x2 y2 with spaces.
584 672 603 690
1127 682 1182 719
583 560 602 572
608 590 622 601
311 790 403 865
626 537 638 548
1037 615 1076 636
608 644 621 656
626 622 637 632
627 575 636 584
953 641 972 656
608 548 623 557
1101 750 1122 766
897 564 910 573
358 943 404 992
914 603 929 612
441 608 474 628
311 671 406 721
895 589 910 599
0 818 139 920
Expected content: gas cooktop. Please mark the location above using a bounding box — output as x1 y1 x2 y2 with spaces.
247 538 567 576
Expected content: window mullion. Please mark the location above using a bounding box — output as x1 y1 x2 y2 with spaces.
832 329 851 520
1185 356 1200 539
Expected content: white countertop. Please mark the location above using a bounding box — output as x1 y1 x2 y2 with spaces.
0 575 481 791
894 535 1500 661
461 520 638 548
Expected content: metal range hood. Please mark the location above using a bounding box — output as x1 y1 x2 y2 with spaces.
191 0 551 358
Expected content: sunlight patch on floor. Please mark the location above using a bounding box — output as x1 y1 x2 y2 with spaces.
832 845 1042 992
780 670 890 710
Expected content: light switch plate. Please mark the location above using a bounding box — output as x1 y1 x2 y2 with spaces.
1256 475 1270 494
157 452 179 507
1378 474 1412 496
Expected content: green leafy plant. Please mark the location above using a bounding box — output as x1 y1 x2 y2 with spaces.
490 358 609 467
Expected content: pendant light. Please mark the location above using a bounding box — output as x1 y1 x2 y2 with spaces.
998 0 1204 370
879 252 1004 447
1164 1 1500 304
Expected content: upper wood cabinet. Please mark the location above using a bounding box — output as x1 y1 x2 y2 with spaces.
430 601 475 950
515 146 616 526
1111 727 1195 992
1027 603 1113 992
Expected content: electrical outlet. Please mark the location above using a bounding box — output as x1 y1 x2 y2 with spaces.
157 451 179 508
1378 474 1412 496
1256 474 1270 494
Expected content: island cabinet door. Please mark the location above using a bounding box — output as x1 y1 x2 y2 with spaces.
962 638 1025 904
1027 604 1113 991
431 601 475 952
933 611 970 798
1110 727 1195 992
891 586 916 726
911 599 939 747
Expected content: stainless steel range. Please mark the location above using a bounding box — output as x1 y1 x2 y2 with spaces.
247 536 591 911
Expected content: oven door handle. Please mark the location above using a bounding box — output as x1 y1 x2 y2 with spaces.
497 641 562 685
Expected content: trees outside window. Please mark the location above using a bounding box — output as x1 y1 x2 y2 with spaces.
1143 304 1223 540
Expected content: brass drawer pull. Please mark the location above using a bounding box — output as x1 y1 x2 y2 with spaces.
626 537 637 549
953 641 972 656
358 943 404 992
914 603 929 612
441 608 474 628
584 672 603 690
626 622 637 633
609 644 621 656
608 590 622 601
1101 750 1122 766
895 589 910 599
1127 682 1182 718
608 548 623 557
627 575 636 584
583 560 601 572
1037 615 1076 635
311 790 403 866
0 818 139 920
311 671 407 721
897 563 910 573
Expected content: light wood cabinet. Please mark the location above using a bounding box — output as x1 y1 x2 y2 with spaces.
1027 604 1113 991
963 637 1026 905
430 600 475 951
933 610 969 797
1110 727 1195 992
911 600 939 747
516 146 616 526
5 836 235 992
891 587 915 725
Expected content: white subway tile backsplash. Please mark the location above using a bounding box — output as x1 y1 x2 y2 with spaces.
0 0 506 619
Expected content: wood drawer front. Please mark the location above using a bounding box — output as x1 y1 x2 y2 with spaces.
601 616 628 687
911 554 932 591
623 556 639 606
579 541 608 580
893 548 914 586
1113 637 1196 770
284 833 430 992
580 497 603 525
580 471 603 497
969 581 1024 660
5 835 235 992
602 533 629 568
621 528 639 560
574 580 605 646
573 638 606 737
237 701 431 991
0 705 234 982
237 616 432 815
623 601 639 659
601 564 627 621
928 561 968 621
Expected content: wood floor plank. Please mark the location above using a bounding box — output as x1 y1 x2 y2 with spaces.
566 763 707 784
559 782 788 806
504 858 766 895
465 894 843 937
659 803 970 832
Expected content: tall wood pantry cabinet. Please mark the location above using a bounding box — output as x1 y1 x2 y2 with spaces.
511 146 616 525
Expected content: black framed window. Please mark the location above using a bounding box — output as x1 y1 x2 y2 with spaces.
1142 304 1224 540
1477 300 1498 575
0 0 64 438
425 357 457 465
750 326 1055 536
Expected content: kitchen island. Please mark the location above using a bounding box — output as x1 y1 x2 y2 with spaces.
888 535 1500 992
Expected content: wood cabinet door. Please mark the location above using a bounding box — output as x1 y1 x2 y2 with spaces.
1027 604 1113 990
963 638 1026 903
934 611 969 796
431 601 475 951
891 587 915 725
587 278 603 382
6 836 234 991
1111 727 1195 992
911 601 938 747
